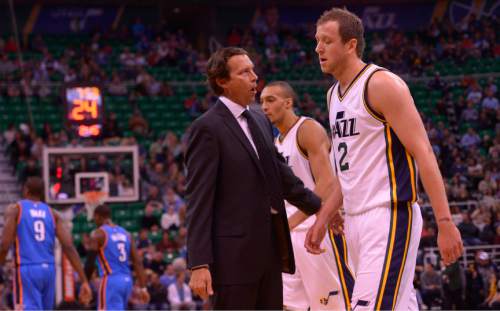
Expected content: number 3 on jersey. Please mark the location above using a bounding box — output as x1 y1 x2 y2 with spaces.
117 243 127 262
338 142 349 171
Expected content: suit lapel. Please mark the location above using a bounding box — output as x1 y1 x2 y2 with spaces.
214 101 266 178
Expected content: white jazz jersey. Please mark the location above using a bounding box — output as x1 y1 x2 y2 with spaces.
328 64 418 215
275 117 316 230
276 117 354 310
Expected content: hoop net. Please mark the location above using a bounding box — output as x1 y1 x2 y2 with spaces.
83 191 108 221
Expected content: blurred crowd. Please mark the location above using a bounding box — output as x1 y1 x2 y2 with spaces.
0 6 499 310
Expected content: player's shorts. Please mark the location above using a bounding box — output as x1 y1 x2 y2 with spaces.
98 274 133 310
345 202 422 311
283 228 354 310
13 263 55 310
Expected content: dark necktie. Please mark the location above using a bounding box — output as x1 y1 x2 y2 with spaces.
241 110 272 168
242 110 282 210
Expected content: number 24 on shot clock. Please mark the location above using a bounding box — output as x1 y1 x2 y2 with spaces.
65 85 104 138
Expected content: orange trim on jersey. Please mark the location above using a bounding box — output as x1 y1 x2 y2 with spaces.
329 229 351 311
99 275 108 310
392 202 413 308
98 230 112 275
15 238 23 308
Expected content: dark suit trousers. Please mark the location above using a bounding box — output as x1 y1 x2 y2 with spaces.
213 262 283 310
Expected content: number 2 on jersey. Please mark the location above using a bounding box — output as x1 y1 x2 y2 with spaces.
338 142 349 171
117 243 127 262
34 220 45 241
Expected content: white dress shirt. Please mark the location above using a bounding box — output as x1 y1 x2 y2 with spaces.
220 96 259 157
220 96 277 214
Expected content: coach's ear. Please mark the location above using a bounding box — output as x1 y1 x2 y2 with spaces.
216 77 228 93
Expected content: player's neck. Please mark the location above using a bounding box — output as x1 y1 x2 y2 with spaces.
25 195 40 202
336 58 366 92
277 114 300 141
103 219 114 226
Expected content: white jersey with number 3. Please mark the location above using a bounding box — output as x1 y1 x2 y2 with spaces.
275 117 317 231
328 64 418 216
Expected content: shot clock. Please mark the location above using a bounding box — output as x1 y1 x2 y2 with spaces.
65 85 104 138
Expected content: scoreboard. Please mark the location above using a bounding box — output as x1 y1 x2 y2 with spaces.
65 85 104 138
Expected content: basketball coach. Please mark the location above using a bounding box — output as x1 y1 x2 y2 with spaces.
184 47 322 309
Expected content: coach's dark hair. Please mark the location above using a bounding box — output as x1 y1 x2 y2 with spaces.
264 81 299 106
206 47 249 95
24 176 44 199
317 7 365 58
94 204 111 219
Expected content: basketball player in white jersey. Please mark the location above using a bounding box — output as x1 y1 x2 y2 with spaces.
260 81 354 310
305 8 463 311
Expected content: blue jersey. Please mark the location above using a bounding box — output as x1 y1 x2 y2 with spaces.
14 200 56 266
97 225 131 277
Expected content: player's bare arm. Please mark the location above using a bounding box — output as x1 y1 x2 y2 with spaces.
84 227 105 279
54 211 93 304
367 70 463 265
130 235 150 303
0 203 19 265
289 119 337 231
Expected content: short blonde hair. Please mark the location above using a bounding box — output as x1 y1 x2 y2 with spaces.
317 7 365 58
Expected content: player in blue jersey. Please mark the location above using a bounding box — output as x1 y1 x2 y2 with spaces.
85 204 149 310
0 176 93 310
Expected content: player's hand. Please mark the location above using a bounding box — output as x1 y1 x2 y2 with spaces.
189 267 213 300
139 287 150 304
329 211 344 235
437 220 463 266
305 217 327 255
78 281 92 305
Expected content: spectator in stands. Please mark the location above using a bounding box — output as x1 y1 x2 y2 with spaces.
458 212 482 245
102 112 123 141
161 206 180 231
160 264 176 289
163 187 184 213
108 72 128 96
461 127 481 148
441 261 465 309
147 272 168 310
2 123 16 146
482 88 499 111
156 231 178 253
19 158 40 183
137 228 151 250
150 251 167 275
76 233 91 258
420 262 442 308
461 100 479 123
475 251 498 297
168 258 195 310
465 263 485 309
130 279 150 310
129 109 149 136
141 203 160 230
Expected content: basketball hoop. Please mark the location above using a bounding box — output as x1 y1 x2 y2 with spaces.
82 191 108 221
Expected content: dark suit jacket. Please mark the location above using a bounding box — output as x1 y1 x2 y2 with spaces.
185 100 321 285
